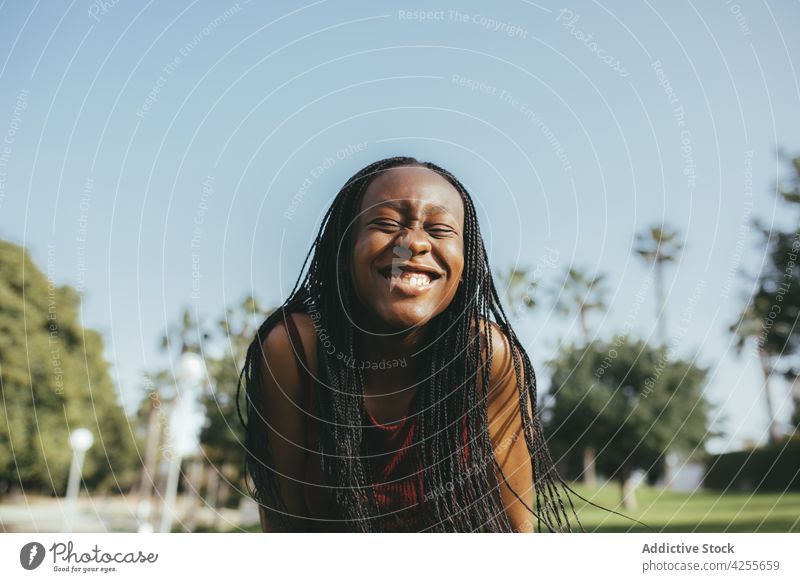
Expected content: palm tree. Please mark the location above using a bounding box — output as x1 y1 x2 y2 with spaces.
550 266 609 344
496 265 537 318
548 265 609 488
776 151 800 205
729 287 791 446
216 294 270 368
202 294 272 526
160 306 210 355
634 223 684 347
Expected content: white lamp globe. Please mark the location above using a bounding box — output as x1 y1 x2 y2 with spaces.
69 428 94 452
177 351 206 385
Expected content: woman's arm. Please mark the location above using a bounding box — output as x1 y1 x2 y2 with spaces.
484 321 537 533
256 316 313 532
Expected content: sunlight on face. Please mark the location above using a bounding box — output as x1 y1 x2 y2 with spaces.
350 166 465 333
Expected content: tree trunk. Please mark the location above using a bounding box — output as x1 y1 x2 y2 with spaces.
133 404 162 531
217 464 232 510
619 466 638 511
655 261 668 347
791 375 800 432
582 447 597 488
136 404 162 503
579 308 590 344
183 456 205 532
205 465 221 531
757 346 781 445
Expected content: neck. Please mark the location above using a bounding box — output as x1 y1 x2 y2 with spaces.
353 315 431 395
361 326 427 359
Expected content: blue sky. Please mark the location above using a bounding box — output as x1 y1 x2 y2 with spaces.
1 1 799 454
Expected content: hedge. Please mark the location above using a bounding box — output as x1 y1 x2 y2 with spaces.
703 439 800 492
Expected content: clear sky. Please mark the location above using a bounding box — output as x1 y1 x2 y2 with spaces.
1 0 799 454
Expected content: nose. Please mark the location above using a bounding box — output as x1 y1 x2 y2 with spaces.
394 225 431 256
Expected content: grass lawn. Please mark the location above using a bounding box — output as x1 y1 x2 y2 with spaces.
233 484 800 533
565 483 800 532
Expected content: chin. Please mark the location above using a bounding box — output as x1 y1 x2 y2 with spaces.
375 304 437 331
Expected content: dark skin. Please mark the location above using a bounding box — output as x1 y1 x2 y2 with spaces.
350 167 464 423
258 167 536 532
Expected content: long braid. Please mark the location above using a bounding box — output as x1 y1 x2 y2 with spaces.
238 155 631 532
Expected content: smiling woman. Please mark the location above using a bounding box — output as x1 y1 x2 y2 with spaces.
351 167 464 333
236 156 587 532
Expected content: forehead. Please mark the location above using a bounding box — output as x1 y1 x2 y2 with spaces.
359 166 465 224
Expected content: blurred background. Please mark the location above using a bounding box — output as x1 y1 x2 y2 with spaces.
0 0 798 532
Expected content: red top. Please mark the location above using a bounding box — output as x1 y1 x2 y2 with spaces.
283 315 468 532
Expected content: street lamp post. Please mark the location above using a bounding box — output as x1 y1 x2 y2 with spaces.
64 428 94 532
158 351 206 533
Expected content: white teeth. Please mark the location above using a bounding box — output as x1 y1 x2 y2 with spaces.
388 271 432 287
406 273 430 286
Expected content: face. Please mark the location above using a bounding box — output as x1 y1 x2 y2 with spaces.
349 166 465 333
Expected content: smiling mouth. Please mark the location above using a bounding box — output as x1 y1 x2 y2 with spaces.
378 266 442 293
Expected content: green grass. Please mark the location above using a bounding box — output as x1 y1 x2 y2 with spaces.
230 485 800 533
566 483 800 532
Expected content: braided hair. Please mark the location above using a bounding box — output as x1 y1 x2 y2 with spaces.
238 156 605 532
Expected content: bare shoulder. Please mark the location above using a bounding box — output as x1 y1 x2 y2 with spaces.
473 318 523 396
284 311 319 375
475 319 536 532
258 311 319 403
485 319 514 367
255 311 318 531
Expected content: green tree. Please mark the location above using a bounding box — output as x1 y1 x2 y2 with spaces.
769 152 800 434
201 295 272 495
133 296 272 527
160 306 210 355
550 266 609 344
776 151 800 206
634 223 684 347
546 265 610 487
0 239 140 497
496 266 538 319
729 152 800 442
544 337 710 510
729 291 792 445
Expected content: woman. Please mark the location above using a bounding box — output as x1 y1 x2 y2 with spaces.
237 156 586 532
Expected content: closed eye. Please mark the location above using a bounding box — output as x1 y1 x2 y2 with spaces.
372 219 402 231
427 225 457 237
